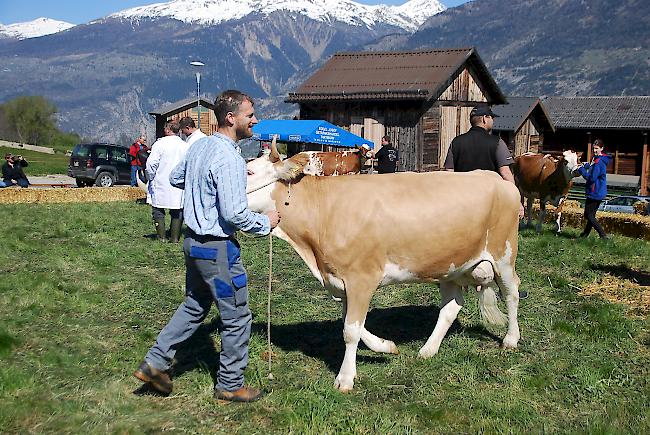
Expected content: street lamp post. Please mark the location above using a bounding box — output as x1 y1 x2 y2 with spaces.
190 61 205 131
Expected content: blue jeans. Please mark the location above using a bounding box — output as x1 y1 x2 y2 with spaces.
130 165 141 186
1 179 29 188
145 235 251 392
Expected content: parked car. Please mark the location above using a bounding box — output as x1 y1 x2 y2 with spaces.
68 143 132 187
598 195 650 215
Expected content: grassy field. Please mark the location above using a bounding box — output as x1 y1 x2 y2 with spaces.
1 201 649 433
0 146 69 176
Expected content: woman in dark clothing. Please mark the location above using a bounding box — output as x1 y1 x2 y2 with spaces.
1 153 30 188
575 139 610 239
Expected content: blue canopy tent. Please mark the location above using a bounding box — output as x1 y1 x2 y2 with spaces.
252 120 374 149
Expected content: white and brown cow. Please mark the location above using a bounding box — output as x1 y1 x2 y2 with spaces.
245 143 522 392
302 145 372 176
513 150 579 233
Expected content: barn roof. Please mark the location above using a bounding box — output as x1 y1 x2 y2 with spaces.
543 96 650 130
492 96 555 133
149 96 215 116
286 48 506 104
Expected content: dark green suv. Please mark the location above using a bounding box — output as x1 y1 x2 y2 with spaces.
68 143 132 187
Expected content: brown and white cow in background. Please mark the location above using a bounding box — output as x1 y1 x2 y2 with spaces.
513 150 579 233
245 142 522 392
302 144 372 176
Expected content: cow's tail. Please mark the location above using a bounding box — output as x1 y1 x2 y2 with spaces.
477 285 507 327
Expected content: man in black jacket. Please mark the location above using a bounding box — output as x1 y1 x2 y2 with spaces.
1 153 30 188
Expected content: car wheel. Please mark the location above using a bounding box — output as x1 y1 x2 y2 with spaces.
95 172 115 187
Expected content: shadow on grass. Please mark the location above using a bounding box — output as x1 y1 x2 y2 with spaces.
591 264 650 285
254 305 501 373
158 305 504 380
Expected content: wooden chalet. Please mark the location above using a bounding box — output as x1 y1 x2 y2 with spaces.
285 48 506 172
149 96 216 139
491 97 555 156
542 96 650 195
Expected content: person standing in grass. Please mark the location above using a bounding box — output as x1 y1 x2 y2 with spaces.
145 121 188 243
133 90 280 403
575 139 610 239
129 134 147 186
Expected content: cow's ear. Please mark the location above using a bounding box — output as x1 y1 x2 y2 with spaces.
276 153 309 181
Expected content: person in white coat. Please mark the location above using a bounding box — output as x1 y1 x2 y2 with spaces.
179 116 206 146
146 121 190 242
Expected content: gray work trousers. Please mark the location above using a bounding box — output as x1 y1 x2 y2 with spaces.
145 234 252 392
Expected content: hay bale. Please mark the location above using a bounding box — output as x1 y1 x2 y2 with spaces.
0 186 146 204
534 202 650 240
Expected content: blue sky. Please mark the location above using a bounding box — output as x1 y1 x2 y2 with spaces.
0 0 469 25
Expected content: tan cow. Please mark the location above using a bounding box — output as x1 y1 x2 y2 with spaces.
245 142 522 392
513 150 579 233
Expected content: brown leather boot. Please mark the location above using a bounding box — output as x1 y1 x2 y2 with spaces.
133 361 173 395
214 386 264 403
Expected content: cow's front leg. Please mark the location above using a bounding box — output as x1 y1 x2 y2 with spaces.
335 284 374 392
555 197 566 233
341 297 398 355
419 280 463 358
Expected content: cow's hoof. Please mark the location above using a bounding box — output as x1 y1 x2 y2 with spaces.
417 347 438 359
502 335 519 349
334 375 354 393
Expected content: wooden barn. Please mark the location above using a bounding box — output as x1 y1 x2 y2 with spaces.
285 48 506 172
491 97 555 156
149 96 216 139
542 96 650 195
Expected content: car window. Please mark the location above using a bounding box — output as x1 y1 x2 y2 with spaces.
94 146 108 160
72 145 90 158
109 147 128 163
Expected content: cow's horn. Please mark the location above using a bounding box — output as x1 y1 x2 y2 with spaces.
269 135 280 163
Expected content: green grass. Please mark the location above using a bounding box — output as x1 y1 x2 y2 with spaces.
1 202 649 433
0 146 69 176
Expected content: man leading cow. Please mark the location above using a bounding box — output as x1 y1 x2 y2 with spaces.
133 90 280 402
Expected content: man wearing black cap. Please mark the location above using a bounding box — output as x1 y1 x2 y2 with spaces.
443 105 515 181
444 104 528 299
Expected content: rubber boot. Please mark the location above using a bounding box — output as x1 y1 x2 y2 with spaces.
169 218 182 243
153 217 167 241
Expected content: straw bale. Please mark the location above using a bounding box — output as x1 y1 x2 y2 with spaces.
0 186 146 204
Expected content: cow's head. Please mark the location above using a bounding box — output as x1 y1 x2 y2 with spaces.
561 150 579 172
246 136 309 212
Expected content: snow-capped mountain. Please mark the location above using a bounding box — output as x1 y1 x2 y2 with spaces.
107 0 445 31
0 17 75 40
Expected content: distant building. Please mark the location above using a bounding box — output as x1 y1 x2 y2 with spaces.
491 97 555 156
149 96 216 139
542 96 650 194
286 48 506 172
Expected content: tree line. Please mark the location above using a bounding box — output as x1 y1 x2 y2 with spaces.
0 96 82 153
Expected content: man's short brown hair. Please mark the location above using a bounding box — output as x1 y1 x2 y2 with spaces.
179 116 196 130
164 121 180 135
213 90 253 126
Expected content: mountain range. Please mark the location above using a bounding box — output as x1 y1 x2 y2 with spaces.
0 0 648 144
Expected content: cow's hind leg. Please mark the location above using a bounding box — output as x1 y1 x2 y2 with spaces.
341 297 398 354
495 266 521 349
537 201 546 232
419 280 464 358
335 280 375 392
525 197 534 228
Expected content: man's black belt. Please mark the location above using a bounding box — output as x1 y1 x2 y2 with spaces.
186 229 235 243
